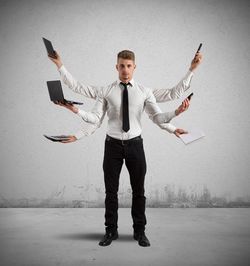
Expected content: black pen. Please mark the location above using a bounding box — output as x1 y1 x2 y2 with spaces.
196 43 202 53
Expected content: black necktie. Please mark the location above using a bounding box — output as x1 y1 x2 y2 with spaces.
121 82 130 132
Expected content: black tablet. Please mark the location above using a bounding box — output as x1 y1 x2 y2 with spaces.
43 37 57 59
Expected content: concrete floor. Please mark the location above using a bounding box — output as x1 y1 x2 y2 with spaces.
0 208 249 266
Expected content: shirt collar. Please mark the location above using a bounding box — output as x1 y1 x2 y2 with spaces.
117 78 135 87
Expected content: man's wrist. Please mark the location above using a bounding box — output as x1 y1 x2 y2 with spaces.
72 106 79 114
189 66 196 72
56 62 63 69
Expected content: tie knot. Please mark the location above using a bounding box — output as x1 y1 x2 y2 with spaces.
120 82 131 88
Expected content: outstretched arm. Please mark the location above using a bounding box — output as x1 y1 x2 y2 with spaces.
58 116 105 144
156 123 188 138
54 86 107 124
148 116 188 138
48 51 99 99
74 112 105 140
145 90 189 137
152 52 203 102
147 97 190 137
152 98 190 124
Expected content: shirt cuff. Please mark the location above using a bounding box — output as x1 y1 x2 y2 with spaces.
166 124 177 133
74 130 85 140
77 109 85 118
58 64 67 75
186 70 194 81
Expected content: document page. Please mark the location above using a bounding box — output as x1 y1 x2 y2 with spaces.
179 128 205 145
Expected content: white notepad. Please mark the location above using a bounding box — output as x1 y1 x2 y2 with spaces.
179 128 205 145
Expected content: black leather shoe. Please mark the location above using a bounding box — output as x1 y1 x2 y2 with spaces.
99 231 118 246
134 232 150 247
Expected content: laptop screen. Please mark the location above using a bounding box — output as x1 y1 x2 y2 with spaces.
47 80 64 102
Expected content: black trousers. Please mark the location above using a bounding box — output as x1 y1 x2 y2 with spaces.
103 135 147 233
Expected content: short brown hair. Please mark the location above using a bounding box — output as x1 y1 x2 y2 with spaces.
117 50 135 62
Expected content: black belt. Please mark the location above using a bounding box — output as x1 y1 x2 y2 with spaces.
106 135 142 145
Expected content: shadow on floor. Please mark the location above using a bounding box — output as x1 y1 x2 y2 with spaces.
56 232 134 242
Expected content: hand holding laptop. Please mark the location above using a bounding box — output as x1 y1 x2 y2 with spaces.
53 100 79 114
47 80 83 105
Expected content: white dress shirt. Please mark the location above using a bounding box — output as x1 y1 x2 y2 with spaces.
77 79 180 140
58 65 194 140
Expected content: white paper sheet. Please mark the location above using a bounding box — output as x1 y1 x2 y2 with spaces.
179 128 205 145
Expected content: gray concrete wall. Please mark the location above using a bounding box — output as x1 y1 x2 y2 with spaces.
0 0 250 207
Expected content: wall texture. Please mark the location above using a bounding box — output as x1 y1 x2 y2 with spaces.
0 0 250 207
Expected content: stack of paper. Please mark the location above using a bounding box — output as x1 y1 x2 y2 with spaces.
179 128 205 145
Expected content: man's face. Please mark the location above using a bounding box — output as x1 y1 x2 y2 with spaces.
116 58 136 83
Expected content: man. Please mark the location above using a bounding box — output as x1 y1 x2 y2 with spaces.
48 50 202 247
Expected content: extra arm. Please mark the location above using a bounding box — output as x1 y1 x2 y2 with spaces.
145 89 190 135
152 70 194 102
54 88 107 125
76 90 107 124
74 114 105 140
144 89 177 133
152 51 203 102
58 65 99 99
48 51 99 99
